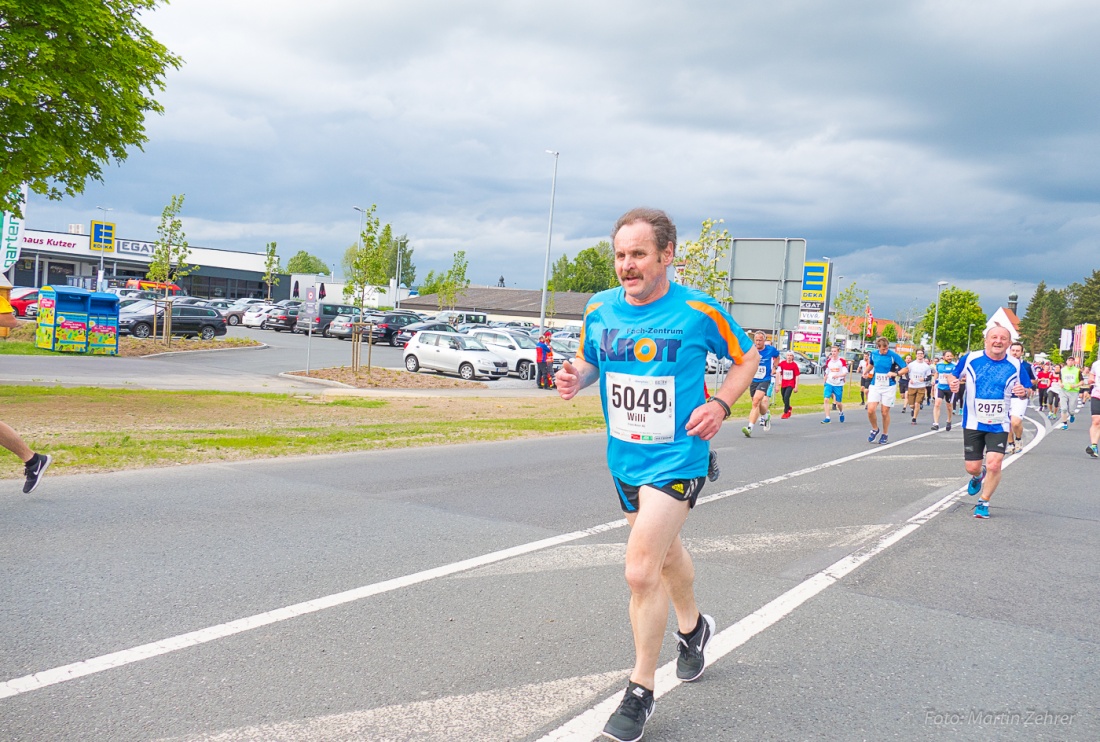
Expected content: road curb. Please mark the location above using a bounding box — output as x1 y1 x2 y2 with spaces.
137 342 269 359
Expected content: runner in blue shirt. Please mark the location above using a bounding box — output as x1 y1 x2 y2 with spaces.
556 207 758 742
741 332 780 437
948 325 1030 519
931 350 956 431
865 336 908 445
1007 341 1034 454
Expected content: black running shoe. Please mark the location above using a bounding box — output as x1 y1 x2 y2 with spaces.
603 682 654 742
675 613 715 682
707 451 720 482
23 453 51 494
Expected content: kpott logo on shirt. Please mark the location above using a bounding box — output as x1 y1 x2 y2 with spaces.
599 329 681 362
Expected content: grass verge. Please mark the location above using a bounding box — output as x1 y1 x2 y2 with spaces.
2 381 860 480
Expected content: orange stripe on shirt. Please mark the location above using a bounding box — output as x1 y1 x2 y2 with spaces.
578 301 602 352
686 300 748 363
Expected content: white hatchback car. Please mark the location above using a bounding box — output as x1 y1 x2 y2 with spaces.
241 305 276 328
403 332 509 381
466 328 540 380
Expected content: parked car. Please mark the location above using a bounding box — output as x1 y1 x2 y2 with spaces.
265 307 299 332
223 298 267 325
403 332 509 380
325 314 359 340
790 351 818 375
466 328 540 380
241 305 277 328
393 321 459 347
8 288 38 316
119 305 228 340
434 310 489 326
25 301 37 318
369 311 422 346
550 338 579 375
706 352 733 374
296 303 362 337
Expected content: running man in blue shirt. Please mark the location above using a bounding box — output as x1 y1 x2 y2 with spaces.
556 208 758 742
866 336 908 445
931 350 956 431
948 325 1030 519
742 332 780 437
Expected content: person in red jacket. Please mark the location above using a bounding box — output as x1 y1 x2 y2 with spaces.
1035 362 1053 411
777 351 801 419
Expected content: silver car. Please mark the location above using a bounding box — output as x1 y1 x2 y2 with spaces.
403 332 509 380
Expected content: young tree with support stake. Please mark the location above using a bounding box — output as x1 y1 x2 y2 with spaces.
263 242 281 301
342 204 389 315
146 194 193 343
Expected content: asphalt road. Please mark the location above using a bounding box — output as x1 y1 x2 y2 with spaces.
2 407 1096 741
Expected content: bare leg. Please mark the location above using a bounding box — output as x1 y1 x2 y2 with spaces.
623 487 694 690
0 421 34 462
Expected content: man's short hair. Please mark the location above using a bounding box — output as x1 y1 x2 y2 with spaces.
754 331 766 339
612 207 677 251
875 336 889 346
1010 341 1024 351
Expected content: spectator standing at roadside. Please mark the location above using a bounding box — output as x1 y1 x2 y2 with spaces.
0 296 51 493
858 352 873 406
536 331 555 390
1035 362 1053 411
777 351 800 419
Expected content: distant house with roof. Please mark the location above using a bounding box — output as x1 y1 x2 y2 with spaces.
986 306 1021 340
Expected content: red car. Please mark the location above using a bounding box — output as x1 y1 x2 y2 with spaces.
8 288 38 317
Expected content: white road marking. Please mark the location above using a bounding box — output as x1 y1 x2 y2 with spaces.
0 428 945 701
155 671 628 742
537 419 1048 740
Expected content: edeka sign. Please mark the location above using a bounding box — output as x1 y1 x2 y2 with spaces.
1 185 28 273
793 261 830 356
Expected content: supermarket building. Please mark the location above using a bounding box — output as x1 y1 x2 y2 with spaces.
6 227 289 301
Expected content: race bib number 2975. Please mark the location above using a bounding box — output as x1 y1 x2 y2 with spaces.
605 371 676 444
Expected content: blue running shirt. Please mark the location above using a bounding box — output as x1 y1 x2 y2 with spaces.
952 352 1030 432
870 349 907 387
935 361 954 389
753 344 780 382
581 283 753 485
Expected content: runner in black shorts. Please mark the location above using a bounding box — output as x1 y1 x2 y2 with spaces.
614 477 706 511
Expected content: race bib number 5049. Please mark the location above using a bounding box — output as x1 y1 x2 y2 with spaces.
606 371 676 444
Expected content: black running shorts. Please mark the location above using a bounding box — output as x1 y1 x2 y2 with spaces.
963 429 1008 461
613 476 706 513
1092 397 1100 416
749 380 770 397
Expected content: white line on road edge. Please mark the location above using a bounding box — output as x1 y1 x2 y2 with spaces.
0 428 944 701
537 420 1048 741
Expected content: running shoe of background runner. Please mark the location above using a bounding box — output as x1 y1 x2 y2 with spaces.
973 499 990 519
931 423 939 431
742 425 752 438
839 412 845 423
879 434 889 445
707 451 720 482
946 421 952 432
1087 445 1099 459
603 683 654 742
675 614 716 682
23 453 51 494
967 465 986 496
821 417 831 424
868 428 880 443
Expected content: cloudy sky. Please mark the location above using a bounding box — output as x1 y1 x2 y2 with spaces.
27 0 1100 318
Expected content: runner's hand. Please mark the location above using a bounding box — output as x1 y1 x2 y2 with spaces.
556 359 580 400
686 401 724 441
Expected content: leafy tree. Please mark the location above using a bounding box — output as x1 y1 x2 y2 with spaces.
678 219 731 302
832 281 871 342
1018 281 1048 350
262 241 281 301
146 193 193 297
1070 269 1100 327
285 250 330 275
440 250 471 310
0 0 182 216
418 270 445 308
882 323 898 342
917 286 986 355
548 241 616 293
342 204 389 312
549 254 574 291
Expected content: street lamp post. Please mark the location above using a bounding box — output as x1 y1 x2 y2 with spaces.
819 256 833 360
95 205 112 291
931 281 948 359
538 150 559 333
353 206 367 308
